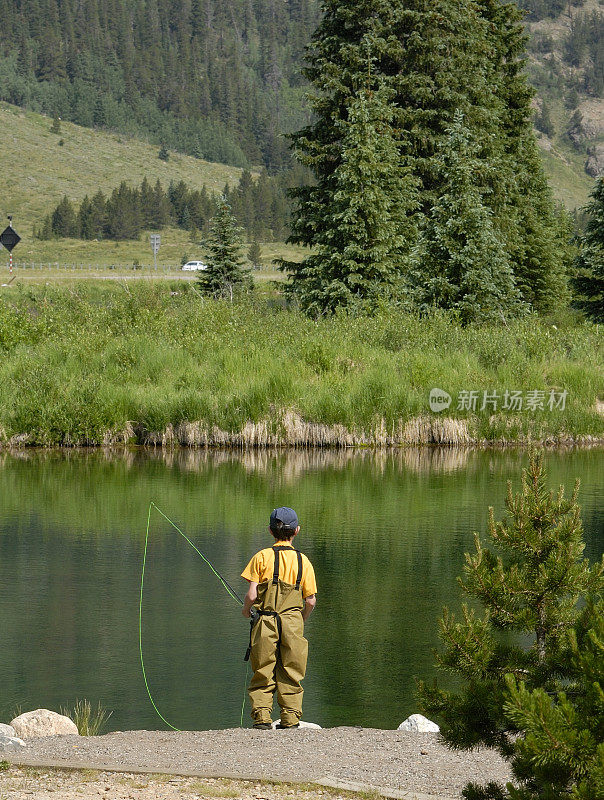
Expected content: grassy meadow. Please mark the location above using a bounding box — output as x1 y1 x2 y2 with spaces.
0 98 595 276
0 101 259 269
0 282 601 447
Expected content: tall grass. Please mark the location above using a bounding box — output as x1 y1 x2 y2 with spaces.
0 283 601 446
61 699 112 736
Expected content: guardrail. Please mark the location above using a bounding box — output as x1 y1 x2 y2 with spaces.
9 262 184 272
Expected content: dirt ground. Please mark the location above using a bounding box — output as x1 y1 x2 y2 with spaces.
1 727 513 800
0 767 371 800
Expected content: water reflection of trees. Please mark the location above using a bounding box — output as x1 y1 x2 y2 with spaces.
0 446 602 730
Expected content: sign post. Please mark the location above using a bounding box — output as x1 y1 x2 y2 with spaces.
0 216 21 274
150 234 160 270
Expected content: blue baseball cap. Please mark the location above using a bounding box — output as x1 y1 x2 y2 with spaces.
270 507 299 530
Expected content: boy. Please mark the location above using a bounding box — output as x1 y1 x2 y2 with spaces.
241 507 317 729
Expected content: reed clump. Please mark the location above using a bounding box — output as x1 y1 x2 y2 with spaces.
61 699 112 736
0 283 601 446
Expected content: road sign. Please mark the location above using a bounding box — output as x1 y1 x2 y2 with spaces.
0 226 21 252
150 234 160 254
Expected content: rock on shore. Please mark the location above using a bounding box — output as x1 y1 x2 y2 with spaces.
10 710 78 739
397 714 440 733
0 723 25 749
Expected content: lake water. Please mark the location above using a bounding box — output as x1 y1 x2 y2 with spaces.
1 447 602 732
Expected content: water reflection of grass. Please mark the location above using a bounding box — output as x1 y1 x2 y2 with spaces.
0 283 601 446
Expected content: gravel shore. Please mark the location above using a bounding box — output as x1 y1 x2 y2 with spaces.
3 727 513 799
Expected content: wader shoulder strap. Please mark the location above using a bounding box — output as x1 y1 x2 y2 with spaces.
271 545 303 588
271 546 285 585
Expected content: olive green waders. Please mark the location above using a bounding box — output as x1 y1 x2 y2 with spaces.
246 546 308 727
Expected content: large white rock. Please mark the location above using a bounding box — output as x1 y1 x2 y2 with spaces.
0 724 16 738
397 714 440 733
0 732 26 748
10 709 79 739
271 720 322 729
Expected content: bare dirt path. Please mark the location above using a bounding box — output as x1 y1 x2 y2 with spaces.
3 727 512 799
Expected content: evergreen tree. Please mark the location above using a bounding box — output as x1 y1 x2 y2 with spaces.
535 102 554 137
93 94 108 128
139 177 156 228
51 195 78 237
283 77 418 314
105 182 142 240
197 201 252 300
77 195 94 239
90 190 108 239
408 112 524 324
152 179 171 229
287 0 567 315
51 111 61 134
501 598 603 800
476 0 569 313
418 452 603 799
248 240 262 267
37 214 53 240
288 0 497 246
571 178 604 322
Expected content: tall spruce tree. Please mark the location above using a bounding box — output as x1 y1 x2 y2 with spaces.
282 75 418 314
571 177 604 322
475 0 569 312
197 201 252 300
418 452 603 799
408 112 524 323
286 0 567 314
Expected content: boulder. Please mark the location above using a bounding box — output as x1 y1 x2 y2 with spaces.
271 720 322 729
0 732 26 748
397 714 440 733
0 724 16 738
10 709 79 739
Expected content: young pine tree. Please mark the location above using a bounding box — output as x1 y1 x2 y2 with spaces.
408 112 524 324
282 78 417 315
502 598 604 800
418 452 603 799
571 177 604 322
197 201 252 300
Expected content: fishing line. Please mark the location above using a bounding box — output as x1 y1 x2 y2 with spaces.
139 501 248 731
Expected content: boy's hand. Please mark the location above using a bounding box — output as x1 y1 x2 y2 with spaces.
242 606 251 618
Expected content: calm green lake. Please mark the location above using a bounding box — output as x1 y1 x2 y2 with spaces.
1 447 602 732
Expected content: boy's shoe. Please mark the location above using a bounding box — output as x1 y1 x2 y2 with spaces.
253 722 273 730
275 723 300 729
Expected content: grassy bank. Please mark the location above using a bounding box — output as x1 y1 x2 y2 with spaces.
0 283 601 446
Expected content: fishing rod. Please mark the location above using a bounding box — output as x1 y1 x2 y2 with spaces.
139 501 248 731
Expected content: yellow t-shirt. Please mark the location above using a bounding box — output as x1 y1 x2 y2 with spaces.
242 543 317 599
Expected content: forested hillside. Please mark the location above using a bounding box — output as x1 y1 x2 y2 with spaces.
0 0 320 169
0 0 600 199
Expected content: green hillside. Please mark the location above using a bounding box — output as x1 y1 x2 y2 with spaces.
0 102 248 266
525 0 603 212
